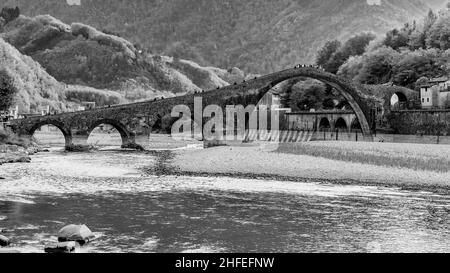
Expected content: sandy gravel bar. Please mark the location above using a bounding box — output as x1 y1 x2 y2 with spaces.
172 143 450 189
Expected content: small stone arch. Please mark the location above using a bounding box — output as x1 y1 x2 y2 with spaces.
318 117 331 131
350 118 362 133
29 120 72 146
87 119 133 146
334 117 348 131
364 85 417 112
391 91 408 110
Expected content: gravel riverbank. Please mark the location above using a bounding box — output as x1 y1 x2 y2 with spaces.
0 144 33 165
165 142 450 191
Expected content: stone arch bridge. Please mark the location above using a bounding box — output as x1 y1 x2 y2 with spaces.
9 67 375 148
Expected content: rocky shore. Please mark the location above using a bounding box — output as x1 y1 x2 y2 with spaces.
0 144 46 166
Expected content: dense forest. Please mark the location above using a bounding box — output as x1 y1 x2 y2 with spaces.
283 5 450 112
317 6 450 90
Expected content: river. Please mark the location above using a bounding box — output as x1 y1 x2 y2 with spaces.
1 148 450 253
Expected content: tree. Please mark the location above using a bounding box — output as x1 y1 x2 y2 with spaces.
287 80 343 111
384 23 416 50
0 6 20 24
279 79 302 108
335 8 450 88
340 32 376 57
407 10 438 50
392 69 417 88
354 46 400 84
415 76 430 91
324 33 376 74
426 11 450 50
289 80 326 111
337 55 364 81
409 29 426 50
324 50 348 74
315 40 341 68
424 9 438 31
0 69 17 111
444 95 450 109
0 17 5 33
392 49 444 88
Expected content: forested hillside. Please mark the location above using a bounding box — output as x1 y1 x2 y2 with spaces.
0 0 446 73
0 13 253 112
316 8 450 90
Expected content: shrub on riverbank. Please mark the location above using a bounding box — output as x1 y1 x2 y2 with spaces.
65 144 98 152
0 129 35 165
0 68 18 112
0 128 31 147
276 141 450 173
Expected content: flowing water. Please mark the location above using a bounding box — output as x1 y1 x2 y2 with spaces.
1 147 450 253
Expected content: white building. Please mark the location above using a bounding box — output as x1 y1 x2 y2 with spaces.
40 105 50 116
420 84 436 108
420 77 450 109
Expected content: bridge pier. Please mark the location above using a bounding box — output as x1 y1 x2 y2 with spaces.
133 133 150 150
70 134 89 148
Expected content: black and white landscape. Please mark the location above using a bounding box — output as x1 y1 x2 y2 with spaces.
1 0 450 254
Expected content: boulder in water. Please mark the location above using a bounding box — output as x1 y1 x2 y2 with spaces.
0 235 10 247
44 241 78 253
57 224 95 245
